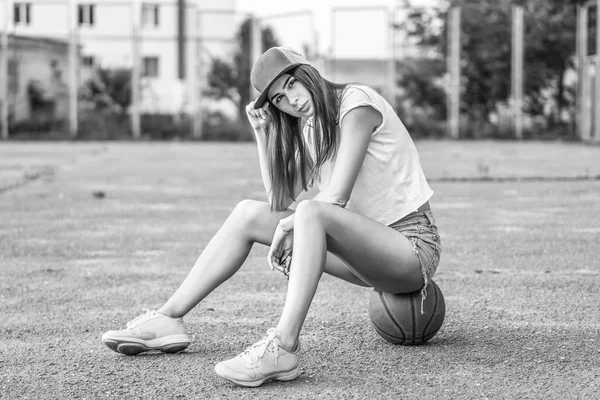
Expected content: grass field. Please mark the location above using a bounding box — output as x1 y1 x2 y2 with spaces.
1 140 599 399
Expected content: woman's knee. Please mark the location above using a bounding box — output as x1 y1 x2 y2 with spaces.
231 199 270 230
294 200 326 223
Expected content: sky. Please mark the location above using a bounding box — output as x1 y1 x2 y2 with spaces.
236 0 441 59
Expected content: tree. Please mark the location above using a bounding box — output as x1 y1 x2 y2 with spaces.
458 1 512 124
82 68 131 112
522 1 577 126
393 3 447 137
207 58 237 100
399 0 580 136
207 18 279 117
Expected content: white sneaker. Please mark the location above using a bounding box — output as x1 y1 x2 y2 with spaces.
214 328 301 387
102 309 190 355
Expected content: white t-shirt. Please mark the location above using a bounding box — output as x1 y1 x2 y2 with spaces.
303 84 433 226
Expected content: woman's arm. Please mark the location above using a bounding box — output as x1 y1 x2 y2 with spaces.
247 101 304 209
253 130 275 203
312 106 382 207
246 102 275 204
268 106 381 274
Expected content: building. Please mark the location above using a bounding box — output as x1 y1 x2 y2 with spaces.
323 58 395 104
1 0 238 114
1 34 74 126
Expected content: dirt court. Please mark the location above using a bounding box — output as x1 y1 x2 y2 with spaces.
0 140 599 399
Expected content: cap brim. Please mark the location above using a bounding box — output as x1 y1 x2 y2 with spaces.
252 63 305 109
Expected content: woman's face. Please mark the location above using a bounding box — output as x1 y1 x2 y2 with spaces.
267 74 314 118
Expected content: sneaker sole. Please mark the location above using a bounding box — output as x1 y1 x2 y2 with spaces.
102 334 191 356
214 365 301 387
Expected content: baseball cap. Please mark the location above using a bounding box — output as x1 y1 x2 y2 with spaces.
250 47 311 109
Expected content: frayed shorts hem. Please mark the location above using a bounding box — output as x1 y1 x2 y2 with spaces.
389 209 442 312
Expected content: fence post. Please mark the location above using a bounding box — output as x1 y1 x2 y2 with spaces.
577 4 586 141
68 0 78 138
329 9 336 82
511 5 524 140
249 16 262 99
595 0 600 142
308 11 319 69
1 0 10 140
388 7 397 109
130 0 141 139
190 3 202 139
578 4 591 141
447 6 461 139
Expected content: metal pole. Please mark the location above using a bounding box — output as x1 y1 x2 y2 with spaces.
309 11 317 63
258 10 319 71
595 0 600 142
177 0 186 79
249 16 262 99
195 22 204 139
308 12 323 72
577 4 589 141
330 8 336 82
1 0 11 140
447 6 461 139
131 0 141 139
581 5 591 141
576 4 583 140
190 3 201 138
511 5 524 140
68 0 78 138
388 7 397 108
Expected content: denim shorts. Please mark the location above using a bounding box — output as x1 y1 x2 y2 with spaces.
388 209 442 305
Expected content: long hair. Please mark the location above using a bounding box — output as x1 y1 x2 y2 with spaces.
267 65 346 211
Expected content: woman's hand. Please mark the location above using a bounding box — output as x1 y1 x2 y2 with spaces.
268 214 295 276
246 100 273 132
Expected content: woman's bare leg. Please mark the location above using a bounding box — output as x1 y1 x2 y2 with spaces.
274 200 424 351
158 200 292 317
158 200 369 318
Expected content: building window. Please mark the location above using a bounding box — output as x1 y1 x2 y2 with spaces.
78 4 95 26
82 56 95 67
14 3 32 25
141 4 160 28
142 57 159 78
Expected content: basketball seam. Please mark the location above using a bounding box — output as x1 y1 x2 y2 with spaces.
410 292 416 345
379 291 406 338
422 283 438 339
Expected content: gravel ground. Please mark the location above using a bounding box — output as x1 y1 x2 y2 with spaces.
0 141 598 399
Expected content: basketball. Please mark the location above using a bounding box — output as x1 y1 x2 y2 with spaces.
368 280 445 345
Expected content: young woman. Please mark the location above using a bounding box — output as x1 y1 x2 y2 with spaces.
102 47 441 387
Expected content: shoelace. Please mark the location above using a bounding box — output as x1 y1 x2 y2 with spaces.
126 309 154 328
240 329 279 366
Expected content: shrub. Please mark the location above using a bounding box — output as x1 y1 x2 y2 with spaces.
402 115 447 139
141 114 190 140
200 113 253 142
78 110 131 140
